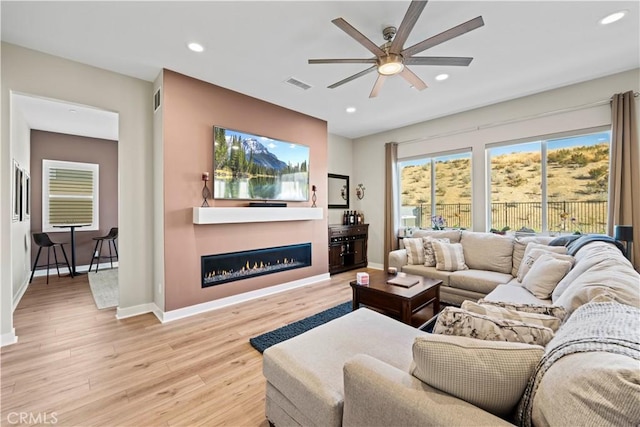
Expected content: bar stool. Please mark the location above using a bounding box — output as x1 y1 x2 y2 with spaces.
89 227 118 273
29 233 73 284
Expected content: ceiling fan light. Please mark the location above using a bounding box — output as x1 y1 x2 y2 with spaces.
377 54 404 76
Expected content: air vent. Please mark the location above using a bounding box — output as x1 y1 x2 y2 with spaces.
284 77 312 91
153 88 161 112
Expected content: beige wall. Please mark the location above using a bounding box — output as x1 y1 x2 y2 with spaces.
162 70 328 311
327 133 354 225
353 68 640 267
1 43 153 343
30 131 118 268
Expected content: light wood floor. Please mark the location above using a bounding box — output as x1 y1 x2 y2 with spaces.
1 268 387 426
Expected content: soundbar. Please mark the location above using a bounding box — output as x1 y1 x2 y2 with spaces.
248 202 287 207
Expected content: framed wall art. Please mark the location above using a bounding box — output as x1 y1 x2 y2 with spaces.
12 160 21 222
23 169 30 220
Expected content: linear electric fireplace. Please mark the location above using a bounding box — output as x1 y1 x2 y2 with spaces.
201 243 312 288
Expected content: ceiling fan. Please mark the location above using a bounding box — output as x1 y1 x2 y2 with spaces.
308 0 484 98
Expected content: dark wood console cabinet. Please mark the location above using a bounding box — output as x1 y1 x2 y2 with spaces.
328 224 368 274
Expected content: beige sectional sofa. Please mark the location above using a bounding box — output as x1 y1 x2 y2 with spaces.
389 230 554 304
262 234 640 426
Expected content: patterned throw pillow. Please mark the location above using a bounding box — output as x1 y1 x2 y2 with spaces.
433 306 555 346
477 299 568 321
461 300 561 331
521 253 573 299
423 237 450 267
431 241 468 272
403 237 425 265
411 334 543 417
517 243 569 282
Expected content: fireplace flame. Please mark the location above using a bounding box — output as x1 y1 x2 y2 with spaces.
202 243 311 287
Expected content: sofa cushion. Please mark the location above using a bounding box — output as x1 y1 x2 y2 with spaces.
412 229 461 243
460 231 514 274
461 300 561 331
517 244 570 282
552 241 625 300
521 253 573 299
403 237 426 265
512 236 554 277
531 352 640 427
424 236 450 267
448 269 513 295
411 334 543 418
478 296 567 320
432 241 468 272
401 265 453 286
553 256 640 314
433 307 555 346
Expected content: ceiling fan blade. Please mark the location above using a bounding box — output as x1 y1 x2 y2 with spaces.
404 56 473 66
400 67 428 91
402 16 485 57
390 0 428 54
309 58 377 64
332 18 385 57
328 65 377 89
369 74 387 98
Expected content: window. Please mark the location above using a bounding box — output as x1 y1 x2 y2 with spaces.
399 151 472 229
42 160 99 232
487 129 610 234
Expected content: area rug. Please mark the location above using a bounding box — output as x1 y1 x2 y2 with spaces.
88 268 118 309
250 301 352 353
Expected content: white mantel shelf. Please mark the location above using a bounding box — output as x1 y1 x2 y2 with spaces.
193 207 323 224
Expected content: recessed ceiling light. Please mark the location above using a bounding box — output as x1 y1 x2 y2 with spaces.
188 42 204 52
68 109 77 113
346 106 357 114
435 74 449 81
599 10 627 25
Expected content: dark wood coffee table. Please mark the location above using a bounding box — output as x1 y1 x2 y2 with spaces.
349 273 442 328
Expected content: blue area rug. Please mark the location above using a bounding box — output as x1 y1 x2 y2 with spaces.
249 301 352 353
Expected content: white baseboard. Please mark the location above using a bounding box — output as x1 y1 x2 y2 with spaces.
367 262 384 270
31 261 119 278
1 329 18 347
156 273 330 323
115 302 159 320
13 277 30 310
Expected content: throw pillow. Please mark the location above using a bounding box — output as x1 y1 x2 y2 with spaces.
521 253 574 299
411 334 544 417
477 299 567 321
423 236 450 267
403 237 425 265
433 306 555 346
512 236 554 277
431 241 468 272
461 300 562 331
517 244 571 282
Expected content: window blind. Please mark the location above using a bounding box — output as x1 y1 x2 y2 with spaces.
48 167 94 224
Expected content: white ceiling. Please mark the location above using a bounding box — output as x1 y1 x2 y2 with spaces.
2 1 639 139
12 93 119 141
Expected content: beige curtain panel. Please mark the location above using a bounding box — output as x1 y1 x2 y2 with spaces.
608 90 639 270
384 142 399 271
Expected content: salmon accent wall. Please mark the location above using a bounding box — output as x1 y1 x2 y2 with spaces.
163 70 328 311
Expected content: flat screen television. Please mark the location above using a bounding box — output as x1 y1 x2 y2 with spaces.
213 126 310 202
